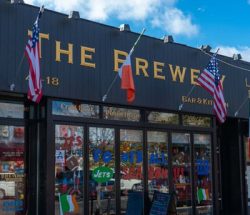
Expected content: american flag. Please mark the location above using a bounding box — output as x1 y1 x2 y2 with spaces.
197 54 227 123
25 6 44 103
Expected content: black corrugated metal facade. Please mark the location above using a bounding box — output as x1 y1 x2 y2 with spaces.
1 2 250 117
0 1 249 215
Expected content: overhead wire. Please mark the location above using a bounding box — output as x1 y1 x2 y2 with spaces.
200 49 250 72
201 49 250 116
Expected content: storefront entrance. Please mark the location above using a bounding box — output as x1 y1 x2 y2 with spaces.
50 99 216 215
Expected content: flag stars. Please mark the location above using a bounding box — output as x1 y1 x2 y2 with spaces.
31 20 40 47
25 7 43 103
208 56 220 86
197 54 227 123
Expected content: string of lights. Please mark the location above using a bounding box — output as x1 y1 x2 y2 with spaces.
201 49 250 72
179 48 250 116
200 49 250 116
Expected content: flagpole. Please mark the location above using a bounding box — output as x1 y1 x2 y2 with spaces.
178 85 195 110
102 28 146 102
234 96 248 116
179 48 220 111
10 53 26 91
128 28 146 55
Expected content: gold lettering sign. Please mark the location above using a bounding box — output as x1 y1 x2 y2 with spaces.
182 96 213 106
169 64 186 83
136 58 149 77
114 49 128 72
29 31 229 89
190 68 200 85
153 61 165 80
182 96 229 107
80 46 96 68
55 41 73 64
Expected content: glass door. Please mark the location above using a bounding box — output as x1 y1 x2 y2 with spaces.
88 127 115 215
172 132 192 215
120 129 143 214
171 132 213 215
194 134 213 215
147 131 169 199
54 124 84 215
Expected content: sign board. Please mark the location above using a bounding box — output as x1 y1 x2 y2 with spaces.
150 191 172 215
125 191 143 215
92 166 113 183
55 150 65 164
0 200 24 212
196 159 209 176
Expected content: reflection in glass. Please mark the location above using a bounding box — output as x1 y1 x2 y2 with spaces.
244 136 250 163
172 133 192 215
147 112 179 125
147 131 168 199
183 115 211 128
0 103 24 119
54 125 84 215
103 107 140 122
120 129 143 214
0 125 25 215
88 127 115 215
52 101 99 118
194 134 213 215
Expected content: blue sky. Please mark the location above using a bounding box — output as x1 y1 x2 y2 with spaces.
25 0 250 61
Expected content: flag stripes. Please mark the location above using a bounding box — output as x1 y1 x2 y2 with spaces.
59 194 79 215
197 55 227 123
118 53 135 103
25 7 43 103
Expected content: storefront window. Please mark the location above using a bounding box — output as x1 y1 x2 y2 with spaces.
244 136 250 212
0 125 25 215
147 131 168 199
103 106 140 122
194 134 213 215
88 127 115 215
52 101 99 118
183 115 211 128
0 102 24 119
245 136 250 163
172 133 192 215
147 111 179 125
120 129 143 214
54 125 84 215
